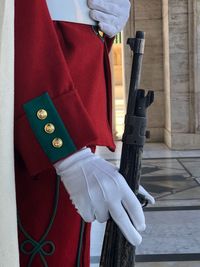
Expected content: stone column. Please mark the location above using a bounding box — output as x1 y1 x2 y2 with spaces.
122 0 164 142
163 0 200 149
195 1 200 134
123 0 200 149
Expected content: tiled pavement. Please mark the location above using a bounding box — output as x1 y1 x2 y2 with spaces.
91 263 200 267
90 143 200 267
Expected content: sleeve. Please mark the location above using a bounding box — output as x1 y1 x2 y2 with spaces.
14 0 98 176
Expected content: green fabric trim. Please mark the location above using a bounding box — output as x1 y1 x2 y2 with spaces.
23 93 77 162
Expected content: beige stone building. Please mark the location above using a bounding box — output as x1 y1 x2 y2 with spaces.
113 0 200 150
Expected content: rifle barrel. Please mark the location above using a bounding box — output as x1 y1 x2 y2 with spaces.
100 31 154 267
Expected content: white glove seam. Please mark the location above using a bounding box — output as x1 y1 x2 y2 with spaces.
83 166 95 205
94 173 109 201
92 160 121 189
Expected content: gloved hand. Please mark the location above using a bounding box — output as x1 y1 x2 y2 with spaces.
87 0 131 37
138 185 155 205
54 148 146 246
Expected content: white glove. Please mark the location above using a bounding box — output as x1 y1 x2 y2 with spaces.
54 148 145 246
87 0 131 37
138 185 155 205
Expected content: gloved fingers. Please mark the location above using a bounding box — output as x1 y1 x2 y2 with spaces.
88 176 110 223
94 207 110 223
88 0 125 17
75 203 96 223
80 213 95 223
118 177 146 231
99 22 118 38
138 185 155 205
90 10 118 26
109 202 142 246
68 193 95 222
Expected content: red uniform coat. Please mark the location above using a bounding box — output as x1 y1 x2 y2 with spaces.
14 0 115 266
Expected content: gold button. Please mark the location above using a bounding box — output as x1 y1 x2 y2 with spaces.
52 138 63 148
37 109 47 120
44 123 55 134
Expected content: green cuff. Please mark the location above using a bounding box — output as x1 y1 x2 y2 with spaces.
23 93 77 162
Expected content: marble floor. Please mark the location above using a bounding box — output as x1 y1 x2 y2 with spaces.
90 143 200 267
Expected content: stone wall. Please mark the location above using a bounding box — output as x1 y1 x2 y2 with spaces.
196 1 200 133
122 0 200 149
163 0 200 149
123 0 164 142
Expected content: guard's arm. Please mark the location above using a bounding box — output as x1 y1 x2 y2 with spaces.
14 0 98 176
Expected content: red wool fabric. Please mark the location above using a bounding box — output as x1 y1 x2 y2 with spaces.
14 0 115 266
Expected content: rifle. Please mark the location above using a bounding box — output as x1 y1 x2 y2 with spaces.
99 31 154 267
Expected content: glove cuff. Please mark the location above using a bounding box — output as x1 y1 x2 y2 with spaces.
54 147 92 173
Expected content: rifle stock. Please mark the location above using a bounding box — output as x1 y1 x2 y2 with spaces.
100 31 154 267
